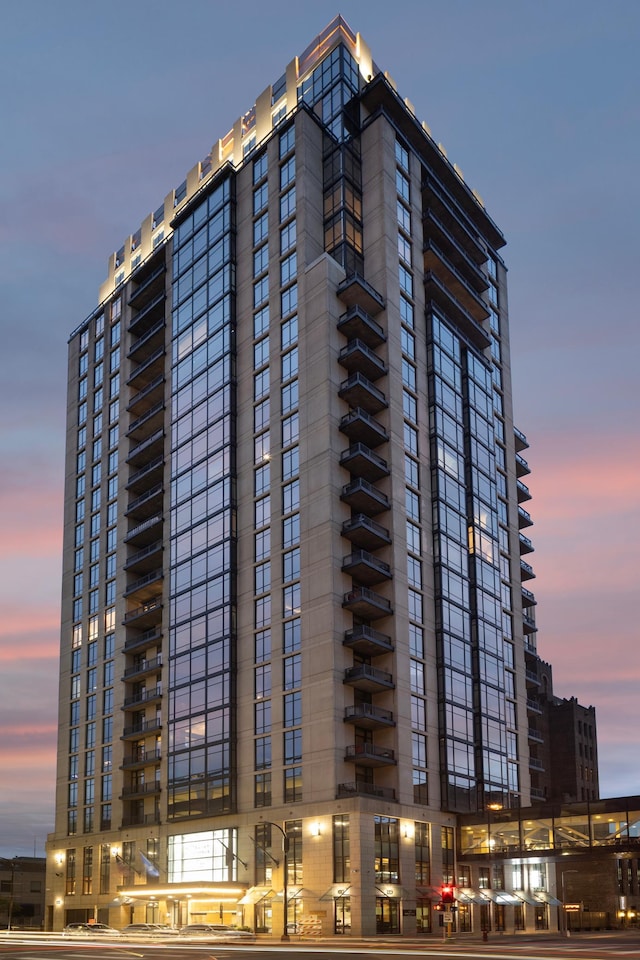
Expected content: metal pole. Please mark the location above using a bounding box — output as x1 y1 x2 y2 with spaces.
265 823 289 941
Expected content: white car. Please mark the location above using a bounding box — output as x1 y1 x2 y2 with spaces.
180 923 254 940
62 922 119 937
121 923 179 937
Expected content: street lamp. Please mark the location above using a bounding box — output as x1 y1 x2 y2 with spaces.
561 869 578 938
263 822 290 941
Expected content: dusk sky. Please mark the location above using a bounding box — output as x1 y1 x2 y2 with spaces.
1 0 638 859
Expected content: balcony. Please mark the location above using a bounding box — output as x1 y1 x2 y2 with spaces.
124 514 163 547
338 780 396 801
518 505 533 529
336 273 385 315
529 757 545 772
337 304 386 347
344 703 395 729
121 717 162 740
514 425 529 452
341 477 389 516
127 319 165 360
338 339 387 381
339 408 388 448
422 208 489 291
341 514 391 551
126 345 166 388
122 598 163 629
517 479 532 503
123 685 162 709
519 532 534 555
123 568 163 601
530 786 546 801
424 241 490 324
340 443 389 482
526 698 543 715
339 372 387 414
343 663 394 693
120 781 161 799
528 727 544 744
342 586 392 620
516 453 531 477
344 624 394 657
422 175 488 265
120 813 161 828
128 291 165 335
126 428 165 466
128 262 166 309
126 400 165 440
121 748 162 770
520 559 535 581
424 271 490 350
123 656 163 681
522 586 537 607
342 549 392 586
526 669 541 687
127 375 165 414
124 539 163 574
345 743 396 767
523 612 537 634
125 483 163 520
126 454 164 491
123 626 162 654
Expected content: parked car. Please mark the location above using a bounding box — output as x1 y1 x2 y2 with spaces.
62 922 119 937
121 922 179 936
179 923 254 940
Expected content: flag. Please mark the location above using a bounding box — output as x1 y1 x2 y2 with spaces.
139 851 160 879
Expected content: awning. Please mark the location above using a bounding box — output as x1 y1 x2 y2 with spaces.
534 891 563 906
514 890 539 905
457 887 487 904
238 886 274 905
287 887 313 901
374 884 409 899
319 884 351 901
416 885 442 900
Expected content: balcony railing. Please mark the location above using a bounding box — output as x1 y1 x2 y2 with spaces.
339 407 388 448
344 703 395 728
342 586 393 620
344 623 394 657
337 780 396 801
121 718 162 739
122 685 162 709
341 477 389 515
341 513 391 550
344 743 396 766
123 656 163 680
342 549 392 585
343 663 394 692
337 304 386 346
339 443 389 482
338 338 388 381
336 273 385 315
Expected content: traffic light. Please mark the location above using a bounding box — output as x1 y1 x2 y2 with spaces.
441 884 455 904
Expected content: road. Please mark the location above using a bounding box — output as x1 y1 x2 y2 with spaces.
1 932 640 960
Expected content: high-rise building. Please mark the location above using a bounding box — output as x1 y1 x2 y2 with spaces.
47 15 565 937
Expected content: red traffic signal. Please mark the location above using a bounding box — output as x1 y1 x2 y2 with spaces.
441 884 455 904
